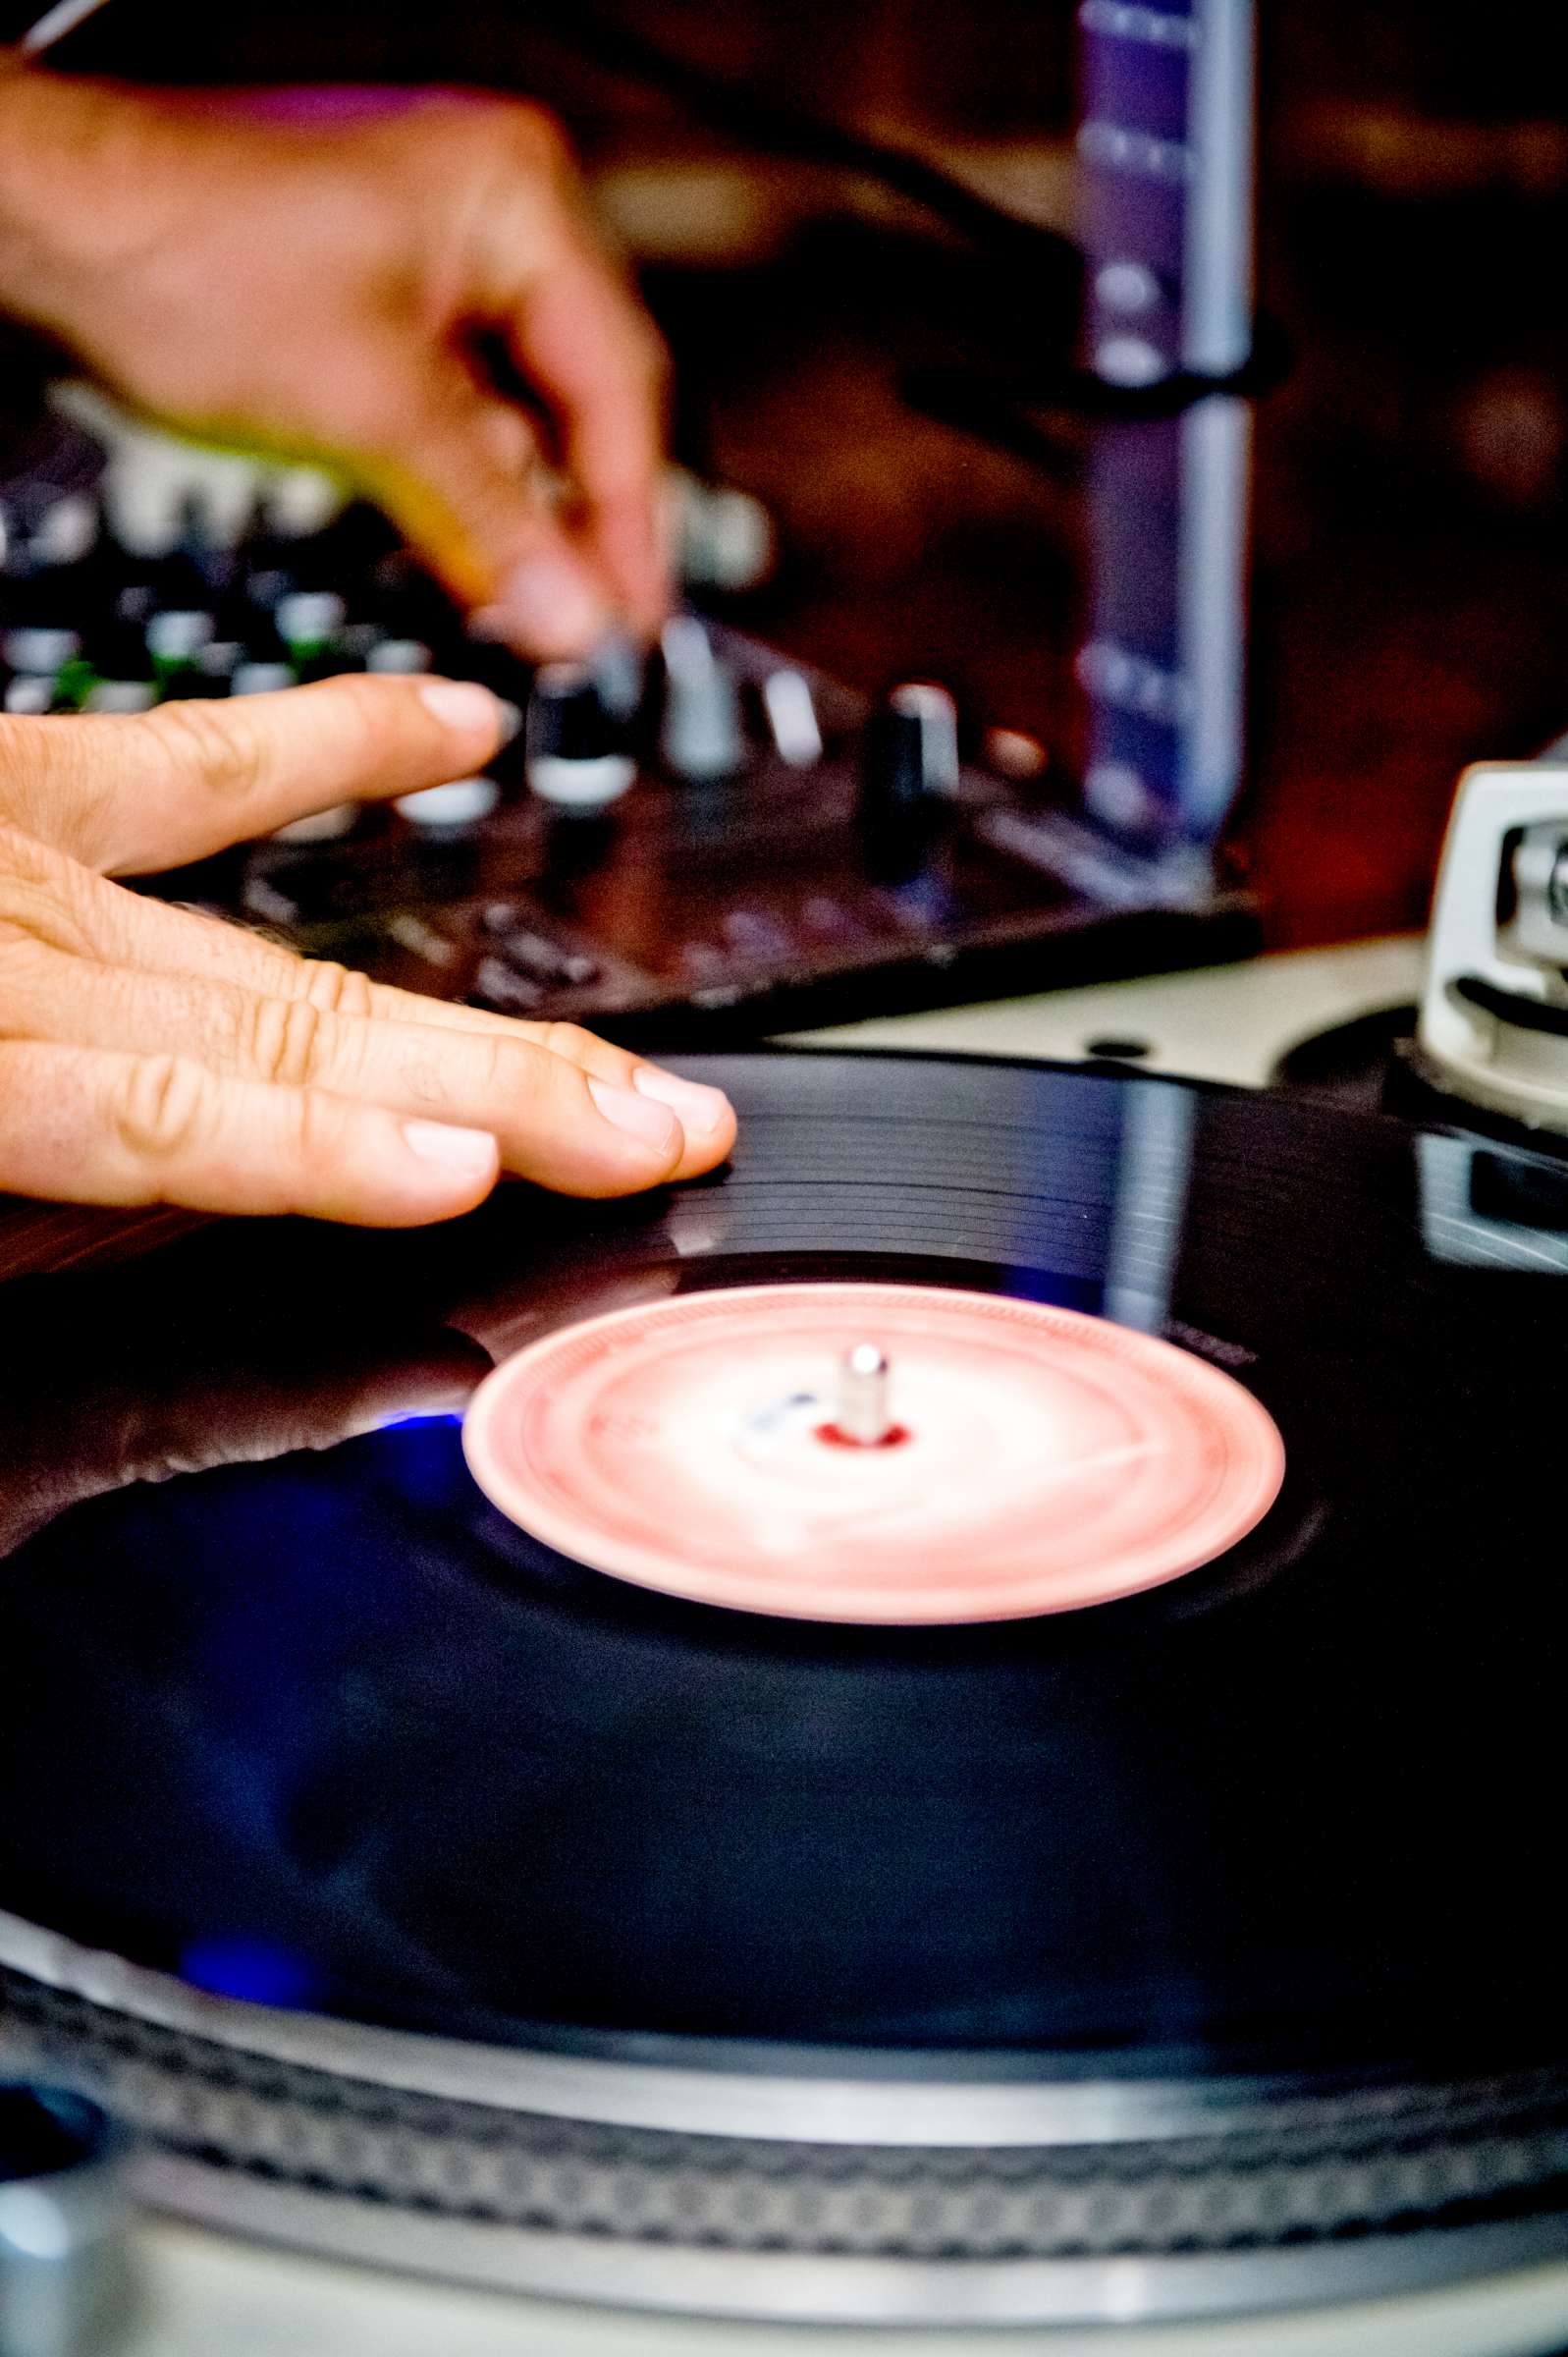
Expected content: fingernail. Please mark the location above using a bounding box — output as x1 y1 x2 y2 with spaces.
632 1067 732 1136
494 696 523 745
418 679 505 736
588 1076 680 1153
496 554 607 653
401 1119 499 1182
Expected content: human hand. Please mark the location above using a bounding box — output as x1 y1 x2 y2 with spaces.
0 676 734 1222
0 70 668 655
0 1308 490 1563
0 1236 681 1564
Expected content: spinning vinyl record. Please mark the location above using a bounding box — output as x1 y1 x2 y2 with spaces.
2 1050 1568 2328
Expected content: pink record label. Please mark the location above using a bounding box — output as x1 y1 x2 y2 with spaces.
461 1283 1285 1625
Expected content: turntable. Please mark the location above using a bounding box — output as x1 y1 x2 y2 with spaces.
6 1017 1568 2351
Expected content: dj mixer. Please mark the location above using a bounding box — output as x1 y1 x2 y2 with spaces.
0 459 1254 1049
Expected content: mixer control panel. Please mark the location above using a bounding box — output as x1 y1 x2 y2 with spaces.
2 480 1252 1045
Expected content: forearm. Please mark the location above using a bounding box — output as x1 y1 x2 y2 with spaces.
0 60 76 323
0 60 171 344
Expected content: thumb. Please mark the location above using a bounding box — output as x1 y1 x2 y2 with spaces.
0 675 514 875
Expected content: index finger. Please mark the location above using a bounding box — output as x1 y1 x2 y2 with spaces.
504 237 671 635
0 676 513 875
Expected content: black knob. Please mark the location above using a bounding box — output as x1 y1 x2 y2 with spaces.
526 662 635 811
862 682 960 822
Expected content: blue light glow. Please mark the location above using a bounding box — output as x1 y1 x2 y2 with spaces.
180 1937 321 2009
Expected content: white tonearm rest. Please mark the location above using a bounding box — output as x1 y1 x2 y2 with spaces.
1418 758 1568 1135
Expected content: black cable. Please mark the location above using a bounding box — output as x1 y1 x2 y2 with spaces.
20 0 1073 272
520 0 1077 274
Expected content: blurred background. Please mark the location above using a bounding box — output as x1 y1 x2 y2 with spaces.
13 0 1568 950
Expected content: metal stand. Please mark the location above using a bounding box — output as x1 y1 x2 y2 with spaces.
1076 0 1257 858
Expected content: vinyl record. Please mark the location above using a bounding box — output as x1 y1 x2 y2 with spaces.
3 1049 1568 2327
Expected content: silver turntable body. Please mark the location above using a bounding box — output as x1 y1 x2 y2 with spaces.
118 2221 1568 2357
11 1898 1568 2357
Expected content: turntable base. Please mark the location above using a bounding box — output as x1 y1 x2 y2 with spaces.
784 932 1427 1090
121 2219 1568 2357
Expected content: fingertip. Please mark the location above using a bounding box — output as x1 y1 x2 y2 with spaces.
396 1118 502 1221
632 1067 736 1173
597 506 675 641
416 678 513 747
586 1076 683 1170
624 572 674 647
477 551 610 659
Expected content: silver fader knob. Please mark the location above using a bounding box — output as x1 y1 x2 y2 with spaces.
589 630 646 725
762 668 823 768
659 616 745 782
365 637 432 676
526 662 635 811
83 681 157 714
232 662 296 697
270 804 360 845
395 777 501 830
26 494 98 570
194 641 244 690
146 609 215 667
276 590 346 660
2 627 80 679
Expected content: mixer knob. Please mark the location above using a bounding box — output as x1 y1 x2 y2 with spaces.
761 668 823 768
526 662 635 811
3 626 80 681
364 637 433 676
589 630 646 726
862 683 961 821
394 777 501 831
26 495 99 572
276 590 347 665
146 608 216 689
232 661 297 697
659 616 745 783
84 681 158 715
173 640 244 700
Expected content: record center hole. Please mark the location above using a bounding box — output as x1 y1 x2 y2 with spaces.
814 1421 912 1451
